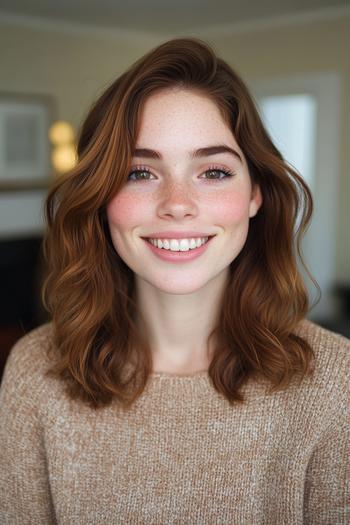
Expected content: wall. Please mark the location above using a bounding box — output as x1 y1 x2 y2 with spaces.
210 15 350 283
0 20 159 129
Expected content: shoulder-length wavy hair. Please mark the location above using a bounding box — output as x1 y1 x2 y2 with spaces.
42 37 319 409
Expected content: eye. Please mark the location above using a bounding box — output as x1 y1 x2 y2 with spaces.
127 167 154 182
126 165 236 183
201 166 236 182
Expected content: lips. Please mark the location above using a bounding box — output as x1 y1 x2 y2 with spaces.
142 235 216 241
146 236 211 248
141 232 216 240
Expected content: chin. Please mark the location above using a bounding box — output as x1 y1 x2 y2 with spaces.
138 274 212 295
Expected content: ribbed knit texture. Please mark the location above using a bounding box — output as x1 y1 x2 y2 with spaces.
0 319 349 524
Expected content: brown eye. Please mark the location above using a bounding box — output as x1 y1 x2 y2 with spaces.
203 168 235 181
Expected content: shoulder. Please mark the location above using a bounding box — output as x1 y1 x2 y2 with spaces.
294 317 350 368
2 322 55 379
0 322 56 412
292 318 350 408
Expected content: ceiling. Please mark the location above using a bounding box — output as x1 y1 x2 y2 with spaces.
0 0 349 35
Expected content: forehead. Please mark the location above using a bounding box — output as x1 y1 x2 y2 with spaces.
134 88 239 161
137 88 232 136
132 88 244 164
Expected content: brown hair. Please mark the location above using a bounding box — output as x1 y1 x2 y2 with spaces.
42 37 319 409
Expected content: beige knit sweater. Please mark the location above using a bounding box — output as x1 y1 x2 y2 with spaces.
0 319 349 525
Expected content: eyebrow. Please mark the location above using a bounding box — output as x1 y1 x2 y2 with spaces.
132 144 243 163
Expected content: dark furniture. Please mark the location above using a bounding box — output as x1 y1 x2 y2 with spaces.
0 235 49 380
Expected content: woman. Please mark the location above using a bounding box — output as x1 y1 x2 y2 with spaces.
0 37 349 524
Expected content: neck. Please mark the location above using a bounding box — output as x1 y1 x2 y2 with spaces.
134 269 228 373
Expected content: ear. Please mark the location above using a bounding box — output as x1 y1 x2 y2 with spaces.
249 184 263 218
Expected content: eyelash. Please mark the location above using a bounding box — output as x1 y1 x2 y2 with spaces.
126 165 237 184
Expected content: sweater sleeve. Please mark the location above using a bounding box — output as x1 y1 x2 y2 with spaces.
0 331 57 525
303 397 350 524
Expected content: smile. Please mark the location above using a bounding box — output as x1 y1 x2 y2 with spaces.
142 235 216 263
146 236 212 252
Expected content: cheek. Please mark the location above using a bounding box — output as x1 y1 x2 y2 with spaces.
106 192 147 228
209 190 250 224
106 187 251 228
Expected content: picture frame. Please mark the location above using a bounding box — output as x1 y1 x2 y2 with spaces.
0 92 55 191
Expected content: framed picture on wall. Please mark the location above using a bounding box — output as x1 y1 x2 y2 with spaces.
0 92 55 191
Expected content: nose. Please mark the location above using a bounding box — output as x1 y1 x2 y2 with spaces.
156 180 199 219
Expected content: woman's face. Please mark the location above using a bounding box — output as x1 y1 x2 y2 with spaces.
106 87 262 294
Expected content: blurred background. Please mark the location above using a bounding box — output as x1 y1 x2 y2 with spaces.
1 0 350 379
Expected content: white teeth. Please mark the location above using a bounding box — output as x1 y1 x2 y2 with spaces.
148 237 209 251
